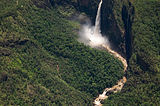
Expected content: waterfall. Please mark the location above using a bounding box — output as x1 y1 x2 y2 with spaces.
88 0 108 47
78 0 109 47
93 0 102 37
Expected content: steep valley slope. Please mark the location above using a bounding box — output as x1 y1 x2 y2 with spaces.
0 0 160 106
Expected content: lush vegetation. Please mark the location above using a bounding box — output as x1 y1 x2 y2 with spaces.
0 0 124 105
1 0 159 105
103 0 160 105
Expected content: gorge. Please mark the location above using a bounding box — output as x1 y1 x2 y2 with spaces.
0 0 159 106
77 0 128 105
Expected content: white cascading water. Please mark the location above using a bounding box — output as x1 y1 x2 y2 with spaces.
78 0 109 47
94 0 102 37
89 0 106 47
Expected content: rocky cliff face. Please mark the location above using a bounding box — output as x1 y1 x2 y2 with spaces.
74 0 134 61
122 2 134 63
49 0 134 61
79 0 134 62
101 0 126 58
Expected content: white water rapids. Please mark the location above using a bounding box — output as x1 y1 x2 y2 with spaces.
78 0 128 105
94 44 127 106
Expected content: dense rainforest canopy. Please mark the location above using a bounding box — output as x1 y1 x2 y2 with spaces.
0 0 160 106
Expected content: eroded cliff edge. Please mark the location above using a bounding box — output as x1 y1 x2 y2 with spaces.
49 0 134 62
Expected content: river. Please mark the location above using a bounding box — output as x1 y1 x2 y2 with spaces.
94 44 128 106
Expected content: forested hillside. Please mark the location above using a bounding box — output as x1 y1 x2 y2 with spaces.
0 0 160 106
0 0 124 105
